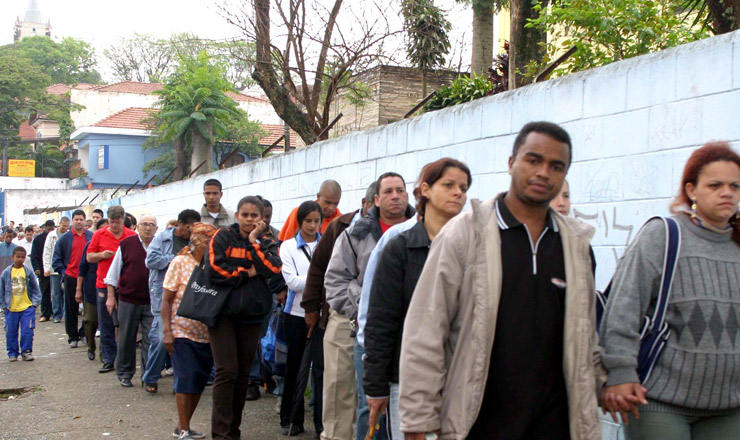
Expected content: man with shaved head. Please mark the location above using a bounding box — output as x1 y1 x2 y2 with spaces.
104 214 157 388
278 180 342 242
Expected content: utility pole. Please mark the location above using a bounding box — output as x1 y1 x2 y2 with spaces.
2 127 8 177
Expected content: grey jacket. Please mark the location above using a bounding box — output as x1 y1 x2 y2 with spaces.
399 197 605 440
200 204 235 229
325 205 415 319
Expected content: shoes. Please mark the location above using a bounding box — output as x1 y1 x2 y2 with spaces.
120 378 133 387
177 430 194 440
245 383 261 401
282 425 304 436
53 318 61 323
275 396 281 414
98 362 114 373
205 376 214 386
95 329 100 337
80 336 87 346
265 377 277 394
161 367 174 377
143 382 158 394
9 356 17 362
87 351 95 361
173 428 205 439
39 317 49 322
69 341 78 348
21 352 34 361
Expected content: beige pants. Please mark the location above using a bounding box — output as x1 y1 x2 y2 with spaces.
321 309 357 440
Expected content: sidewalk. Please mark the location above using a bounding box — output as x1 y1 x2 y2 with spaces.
0 313 317 439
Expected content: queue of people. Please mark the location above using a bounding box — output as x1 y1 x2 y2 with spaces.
2 121 740 440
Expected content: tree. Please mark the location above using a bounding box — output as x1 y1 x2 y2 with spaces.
681 0 739 33
527 0 709 77
219 0 400 144
104 33 257 89
401 0 452 96
149 52 246 179
1 36 102 84
0 54 51 136
455 0 508 75
509 0 549 88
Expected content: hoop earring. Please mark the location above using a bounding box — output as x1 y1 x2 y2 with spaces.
690 199 697 219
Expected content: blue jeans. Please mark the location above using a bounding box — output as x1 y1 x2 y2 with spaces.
50 273 64 320
354 340 388 440
142 314 170 385
96 288 117 364
4 307 35 357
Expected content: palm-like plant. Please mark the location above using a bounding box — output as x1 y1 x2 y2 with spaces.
154 52 240 178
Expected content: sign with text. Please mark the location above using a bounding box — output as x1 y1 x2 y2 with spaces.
8 160 36 177
98 145 109 170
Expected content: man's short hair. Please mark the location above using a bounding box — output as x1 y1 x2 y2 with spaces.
178 209 201 224
376 172 405 193
96 218 108 230
93 208 104 216
256 196 272 209
108 205 125 220
365 181 378 202
319 180 341 196
5 228 16 237
72 209 86 219
124 213 137 228
12 247 26 256
59 216 70 224
512 121 572 164
44 220 55 228
24 226 33 233
204 179 223 191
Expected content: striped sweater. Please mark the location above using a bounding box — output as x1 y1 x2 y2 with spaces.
601 214 740 415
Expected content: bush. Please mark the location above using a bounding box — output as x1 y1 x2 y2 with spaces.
423 73 493 112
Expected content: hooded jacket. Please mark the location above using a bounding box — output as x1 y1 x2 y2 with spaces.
398 196 606 440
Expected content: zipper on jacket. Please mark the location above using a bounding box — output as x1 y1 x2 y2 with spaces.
522 224 549 275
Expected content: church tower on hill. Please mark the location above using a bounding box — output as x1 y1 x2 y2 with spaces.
14 0 51 42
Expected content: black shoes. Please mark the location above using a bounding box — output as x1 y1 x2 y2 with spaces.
281 425 304 436
87 351 95 361
245 383 261 401
98 362 114 373
120 378 133 387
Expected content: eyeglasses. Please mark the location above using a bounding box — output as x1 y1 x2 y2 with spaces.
139 222 157 228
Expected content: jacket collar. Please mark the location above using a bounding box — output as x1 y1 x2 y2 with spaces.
202 203 229 219
405 219 431 249
296 231 321 248
494 192 559 232
351 205 417 240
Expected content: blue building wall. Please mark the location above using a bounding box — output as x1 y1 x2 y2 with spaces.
76 133 163 188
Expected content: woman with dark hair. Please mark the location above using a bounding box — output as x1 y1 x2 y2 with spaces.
363 158 471 439
207 196 283 440
601 142 740 439
278 200 323 436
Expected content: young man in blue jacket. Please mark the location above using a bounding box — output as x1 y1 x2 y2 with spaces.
0 247 42 361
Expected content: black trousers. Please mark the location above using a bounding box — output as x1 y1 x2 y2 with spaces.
38 274 51 319
63 274 80 342
280 312 324 432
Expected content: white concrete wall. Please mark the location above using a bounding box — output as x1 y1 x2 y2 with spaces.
0 177 68 190
7 189 119 226
70 89 158 128
116 31 740 289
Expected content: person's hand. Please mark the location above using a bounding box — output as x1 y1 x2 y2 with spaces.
367 397 389 438
602 382 647 425
102 250 115 259
44 271 50 277
276 289 287 305
75 289 82 303
246 266 257 278
105 296 117 315
34 270 40 276
405 431 440 440
163 332 175 354
249 221 268 242
305 311 319 338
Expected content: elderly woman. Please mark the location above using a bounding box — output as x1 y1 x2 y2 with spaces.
161 222 218 440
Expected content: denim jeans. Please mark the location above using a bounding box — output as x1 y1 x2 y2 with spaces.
50 273 64 320
4 307 35 357
354 340 388 440
142 314 170 385
96 288 117 364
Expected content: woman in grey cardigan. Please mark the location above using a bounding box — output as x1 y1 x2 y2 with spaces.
600 142 740 439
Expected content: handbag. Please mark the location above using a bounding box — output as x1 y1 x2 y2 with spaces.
261 306 288 376
176 258 232 328
598 216 681 383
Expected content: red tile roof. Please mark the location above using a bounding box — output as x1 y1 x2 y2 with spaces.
18 121 36 140
94 81 164 94
91 107 154 130
259 124 300 148
225 91 269 103
46 83 99 95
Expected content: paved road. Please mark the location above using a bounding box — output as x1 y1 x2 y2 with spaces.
0 313 317 440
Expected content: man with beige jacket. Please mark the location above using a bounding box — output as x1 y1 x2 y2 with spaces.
398 121 606 440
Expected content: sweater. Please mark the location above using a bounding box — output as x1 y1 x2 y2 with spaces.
600 214 740 415
115 236 150 305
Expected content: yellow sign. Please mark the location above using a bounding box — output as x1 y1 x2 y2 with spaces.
8 160 36 177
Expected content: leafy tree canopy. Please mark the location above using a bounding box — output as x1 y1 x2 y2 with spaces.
526 0 709 77
1 36 102 85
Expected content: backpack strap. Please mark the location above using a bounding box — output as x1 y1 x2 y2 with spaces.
649 217 681 331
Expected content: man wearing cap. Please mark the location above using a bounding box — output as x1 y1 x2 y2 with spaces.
32 220 55 321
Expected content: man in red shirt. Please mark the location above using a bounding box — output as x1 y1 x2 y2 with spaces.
86 205 136 373
278 180 342 241
52 210 93 348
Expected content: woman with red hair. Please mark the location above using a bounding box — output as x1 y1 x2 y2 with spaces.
600 142 740 439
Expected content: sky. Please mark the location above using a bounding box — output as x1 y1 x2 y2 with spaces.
1 0 472 83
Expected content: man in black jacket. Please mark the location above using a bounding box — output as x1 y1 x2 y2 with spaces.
32 220 55 321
